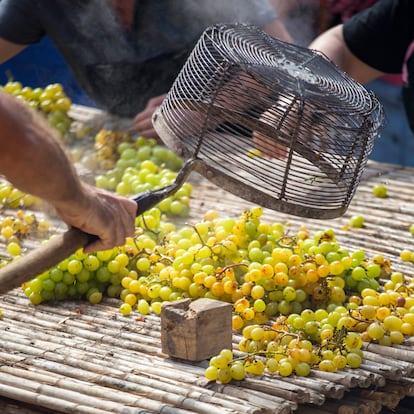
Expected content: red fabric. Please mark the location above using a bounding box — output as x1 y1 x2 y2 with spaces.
381 73 403 86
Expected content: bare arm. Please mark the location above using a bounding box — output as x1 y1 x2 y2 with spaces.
309 24 384 85
0 91 80 202
0 37 28 63
0 91 137 252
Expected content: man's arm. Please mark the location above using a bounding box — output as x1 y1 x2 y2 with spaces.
309 24 384 85
0 37 27 63
0 90 83 203
0 91 137 252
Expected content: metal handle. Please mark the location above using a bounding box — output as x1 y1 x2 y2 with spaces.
133 158 196 214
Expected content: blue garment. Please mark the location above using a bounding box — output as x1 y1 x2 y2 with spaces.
0 36 95 106
0 0 277 116
367 78 414 166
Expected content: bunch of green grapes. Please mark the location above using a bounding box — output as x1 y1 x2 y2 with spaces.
19 207 384 315
21 207 168 305
348 284 414 345
92 129 134 170
91 134 182 178
22 245 126 305
1 81 74 143
116 208 379 320
206 322 364 383
95 137 192 217
122 207 412 332
207 280 414 382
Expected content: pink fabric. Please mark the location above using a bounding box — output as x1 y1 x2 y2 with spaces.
328 0 377 21
403 41 414 83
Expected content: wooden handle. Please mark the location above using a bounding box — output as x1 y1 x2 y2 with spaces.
0 227 91 295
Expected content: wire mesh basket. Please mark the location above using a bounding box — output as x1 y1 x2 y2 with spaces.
153 23 384 219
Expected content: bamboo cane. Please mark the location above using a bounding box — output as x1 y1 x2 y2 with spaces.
282 375 345 400
363 349 414 377
363 342 414 363
359 360 402 381
359 390 401 410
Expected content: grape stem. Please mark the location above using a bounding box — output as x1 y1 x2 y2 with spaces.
215 263 248 279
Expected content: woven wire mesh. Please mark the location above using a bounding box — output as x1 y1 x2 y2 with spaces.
155 23 384 218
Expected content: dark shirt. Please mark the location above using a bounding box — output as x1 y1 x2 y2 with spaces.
343 0 414 74
0 0 276 117
343 0 414 130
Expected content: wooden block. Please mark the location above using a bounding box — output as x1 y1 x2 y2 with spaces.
161 298 233 361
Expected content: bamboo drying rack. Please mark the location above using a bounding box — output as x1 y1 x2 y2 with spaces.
0 105 414 414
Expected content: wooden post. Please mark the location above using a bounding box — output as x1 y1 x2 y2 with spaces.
161 298 233 361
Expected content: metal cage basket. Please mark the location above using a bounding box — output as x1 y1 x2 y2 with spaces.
153 23 384 219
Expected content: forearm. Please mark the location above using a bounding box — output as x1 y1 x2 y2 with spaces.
0 38 27 63
0 91 84 207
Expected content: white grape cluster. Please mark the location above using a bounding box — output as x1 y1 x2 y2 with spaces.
1 80 74 144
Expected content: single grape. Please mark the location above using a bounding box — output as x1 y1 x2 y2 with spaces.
205 366 218 381
372 184 387 198
230 363 246 381
137 299 150 315
346 352 362 368
89 291 103 305
294 362 311 376
278 360 293 376
217 367 232 384
120 303 132 316
367 322 385 340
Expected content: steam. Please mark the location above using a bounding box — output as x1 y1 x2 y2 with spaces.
275 2 321 47
56 0 290 116
76 0 134 61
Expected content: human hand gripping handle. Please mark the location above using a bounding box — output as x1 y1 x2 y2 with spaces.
0 161 193 295
0 193 152 295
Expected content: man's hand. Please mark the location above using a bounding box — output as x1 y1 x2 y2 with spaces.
54 183 137 253
132 94 166 140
